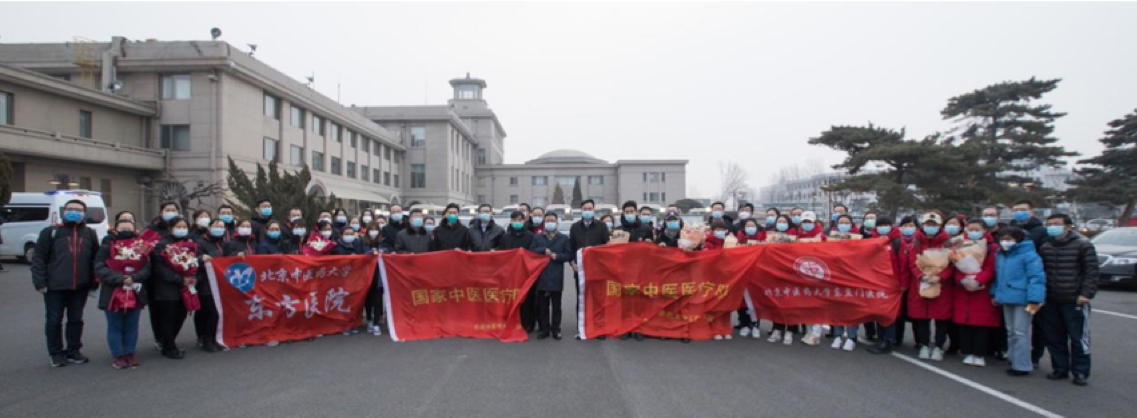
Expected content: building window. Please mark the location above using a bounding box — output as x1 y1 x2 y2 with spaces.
290 106 305 128
662 192 667 202
361 165 369 181
509 195 518 204
349 131 357 148
509 177 518 186
362 137 370 152
0 91 11 125
411 164 426 188
159 125 190 151
330 123 340 142
649 192 660 202
264 93 280 119
79 110 92 138
394 151 402 164
662 172 667 182
383 171 391 186
643 192 648 202
290 145 304 167
531 176 547 186
331 157 342 175
346 161 356 179
99 179 113 207
372 142 381 156
372 169 381 184
79 176 92 190
263 137 279 162
394 174 400 188
477 148 486 165
312 115 324 135
161 74 191 100
589 175 604 185
312 151 325 172
410 127 426 147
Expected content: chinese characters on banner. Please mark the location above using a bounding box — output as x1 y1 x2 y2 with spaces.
379 249 549 342
206 255 376 347
578 243 758 340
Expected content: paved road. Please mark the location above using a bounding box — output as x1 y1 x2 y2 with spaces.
1 263 1134 418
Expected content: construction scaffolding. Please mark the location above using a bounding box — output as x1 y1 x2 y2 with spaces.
71 36 99 90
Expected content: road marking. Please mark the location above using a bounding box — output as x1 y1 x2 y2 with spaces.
1095 309 1137 320
891 352 1065 418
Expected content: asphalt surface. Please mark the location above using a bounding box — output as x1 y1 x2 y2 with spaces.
1 262 1135 418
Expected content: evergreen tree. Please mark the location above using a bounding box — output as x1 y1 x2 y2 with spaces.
0 151 13 207
226 157 336 225
571 176 584 207
1068 108 1137 225
552 184 565 205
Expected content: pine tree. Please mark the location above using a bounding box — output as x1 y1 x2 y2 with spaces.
1068 108 1137 225
226 157 336 225
552 184 565 205
0 151 13 207
571 176 583 207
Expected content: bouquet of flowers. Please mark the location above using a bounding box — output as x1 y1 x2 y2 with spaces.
107 284 139 312
765 233 797 244
916 248 951 298
951 239 989 291
678 225 706 251
105 238 150 280
160 240 199 277
828 232 863 242
722 234 740 248
303 234 337 256
609 229 631 244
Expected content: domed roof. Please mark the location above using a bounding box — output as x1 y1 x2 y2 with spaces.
527 149 607 165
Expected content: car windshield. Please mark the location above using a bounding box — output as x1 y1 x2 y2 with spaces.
1091 229 1137 246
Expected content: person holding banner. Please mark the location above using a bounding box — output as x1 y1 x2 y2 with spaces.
829 214 863 351
733 217 765 339
433 203 472 251
94 218 151 369
868 215 907 355
193 219 226 353
909 212 955 362
150 217 197 359
767 214 800 345
531 212 572 340
655 211 684 248
224 219 258 257
256 220 291 255
701 220 734 341
470 204 504 252
570 199 610 340
333 225 366 335
363 220 390 336
382 204 407 250
501 211 538 332
796 211 829 346
395 212 432 254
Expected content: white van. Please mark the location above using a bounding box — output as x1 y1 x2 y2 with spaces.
1 190 109 261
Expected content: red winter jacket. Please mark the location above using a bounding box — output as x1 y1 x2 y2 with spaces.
952 234 1000 327
735 228 766 244
907 231 955 320
795 225 828 242
703 232 726 250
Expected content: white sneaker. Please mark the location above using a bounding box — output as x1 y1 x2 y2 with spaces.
740 327 751 338
963 355 975 366
973 357 986 367
801 334 820 346
843 339 856 352
767 330 782 343
831 336 844 349
714 335 724 340
372 326 383 336
783 332 794 345
931 347 945 362
267 340 280 347
750 326 762 339
918 346 931 360
724 334 732 340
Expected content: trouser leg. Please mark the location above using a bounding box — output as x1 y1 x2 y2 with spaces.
43 290 66 356
912 318 930 347
1004 305 1034 372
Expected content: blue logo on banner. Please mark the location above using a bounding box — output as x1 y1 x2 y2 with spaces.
224 262 256 293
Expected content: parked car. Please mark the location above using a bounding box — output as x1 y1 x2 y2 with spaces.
1 190 109 262
1091 227 1137 290
1080 219 1116 237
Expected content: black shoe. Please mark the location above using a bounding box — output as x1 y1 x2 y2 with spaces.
634 333 645 341
536 331 550 340
1007 369 1030 377
552 331 562 340
1072 374 1088 386
1046 371 1069 380
867 342 893 355
523 326 534 333
202 341 221 353
65 351 89 364
680 338 691 343
620 334 631 340
196 336 205 348
597 336 606 340
50 354 68 368
162 349 186 360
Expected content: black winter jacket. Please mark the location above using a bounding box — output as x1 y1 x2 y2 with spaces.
150 236 197 301
531 231 572 291
431 219 472 251
1011 217 1047 253
395 228 432 254
30 223 100 291
381 220 407 250
569 219 609 259
93 237 151 310
469 220 504 252
195 235 226 296
1039 231 1099 303
224 235 258 256
499 226 534 250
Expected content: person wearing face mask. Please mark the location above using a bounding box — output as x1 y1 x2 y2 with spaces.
827 214 863 351
701 220 734 340
332 226 367 335
330 208 350 237
104 211 137 246
530 213 572 340
765 214 802 345
655 211 686 248
907 212 955 362
395 212 432 254
763 208 781 231
347 216 364 238
31 199 101 367
615 201 652 245
250 199 274 239
528 207 547 235
303 221 338 256
1037 214 1098 386
828 204 849 234
382 205 408 251
431 203 472 252
469 204 504 252
734 218 765 339
570 200 610 340
733 204 755 234
94 219 151 369
869 215 918 355
362 220 390 336
860 212 878 237
600 214 616 233
992 226 1046 377
256 220 290 255
217 205 237 240
940 215 969 355
224 219 258 257
189 210 213 241
193 219 227 353
788 207 805 228
945 218 1001 367
496 211 537 332
795 211 828 243
637 206 657 242
361 210 375 227
143 202 181 244
980 206 1004 234
1009 200 1047 252
149 217 196 359
706 202 733 228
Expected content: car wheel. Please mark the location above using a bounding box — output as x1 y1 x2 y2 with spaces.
22 244 34 263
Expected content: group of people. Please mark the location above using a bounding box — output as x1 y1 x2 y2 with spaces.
30 197 1098 386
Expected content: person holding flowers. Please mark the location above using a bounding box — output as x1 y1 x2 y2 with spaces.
150 217 200 360
94 218 152 369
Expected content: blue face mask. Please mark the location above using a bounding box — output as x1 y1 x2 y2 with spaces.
582 210 594 219
713 230 727 239
267 230 281 239
876 226 893 236
791 216 802 225
604 221 614 229
667 220 680 230
639 215 653 224
545 222 557 231
831 213 841 222
1046 225 1065 237
712 210 724 219
391 213 404 222
837 224 852 233
982 216 998 227
210 227 226 237
63 210 84 223
425 224 436 233
967 231 985 241
766 216 776 225
923 226 940 236
411 218 424 228
479 213 491 221
863 219 876 229
802 223 815 232
624 213 637 223
900 226 917 237
446 214 458 223
1013 210 1030 222
162 211 178 222
260 207 273 217
172 228 189 238
220 214 234 223
944 225 961 235
744 226 758 236
342 235 357 244
776 223 789 232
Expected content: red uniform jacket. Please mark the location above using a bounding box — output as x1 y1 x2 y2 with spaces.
907 231 954 320
952 234 1000 327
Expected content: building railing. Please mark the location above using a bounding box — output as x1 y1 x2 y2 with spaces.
0 123 165 157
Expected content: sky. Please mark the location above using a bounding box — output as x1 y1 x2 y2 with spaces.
3 1 1136 199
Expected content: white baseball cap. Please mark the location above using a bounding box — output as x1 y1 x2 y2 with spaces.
920 212 943 225
801 211 818 222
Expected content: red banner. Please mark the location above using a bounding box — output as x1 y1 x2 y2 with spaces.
206 255 376 347
745 238 901 326
578 243 758 340
379 249 549 342
578 239 900 340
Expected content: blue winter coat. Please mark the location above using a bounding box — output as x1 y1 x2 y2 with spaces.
992 240 1046 305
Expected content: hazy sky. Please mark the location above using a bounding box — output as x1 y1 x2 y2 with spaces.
3 1 1136 198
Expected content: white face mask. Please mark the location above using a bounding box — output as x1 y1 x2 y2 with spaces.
368 230 380 239
1000 240 1016 251
738 212 751 220
237 227 253 236
362 216 373 224
292 228 306 236
342 235 357 244
350 223 361 230
196 218 211 228
321 230 333 238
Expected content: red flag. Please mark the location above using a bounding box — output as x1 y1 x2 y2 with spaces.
379 249 549 342
578 243 759 340
206 255 376 347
